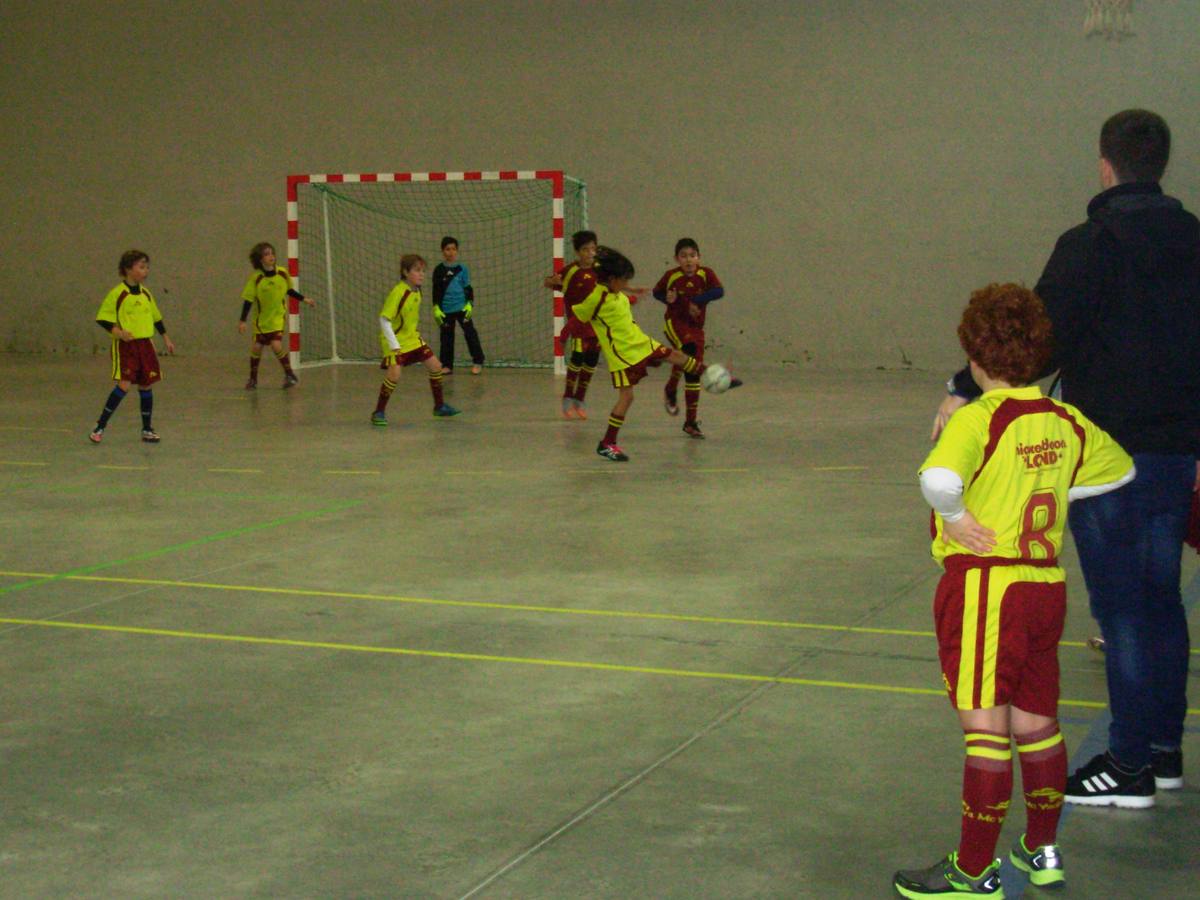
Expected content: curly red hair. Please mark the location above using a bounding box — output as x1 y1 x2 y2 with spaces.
957 283 1053 386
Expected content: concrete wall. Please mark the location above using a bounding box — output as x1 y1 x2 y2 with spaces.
2 0 1197 368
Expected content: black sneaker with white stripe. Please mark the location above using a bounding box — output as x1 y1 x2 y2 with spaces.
1065 751 1155 808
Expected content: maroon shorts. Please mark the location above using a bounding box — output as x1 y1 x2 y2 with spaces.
612 344 671 388
566 335 601 356
254 330 284 345
934 559 1065 717
111 337 162 386
381 344 434 369
664 322 705 365
560 316 597 342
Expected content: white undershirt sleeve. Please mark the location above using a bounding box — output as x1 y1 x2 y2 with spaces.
379 315 400 351
920 467 966 523
1068 463 1137 502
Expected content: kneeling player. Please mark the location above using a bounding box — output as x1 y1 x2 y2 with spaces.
893 284 1134 897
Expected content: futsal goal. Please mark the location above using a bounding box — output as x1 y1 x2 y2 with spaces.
285 170 588 373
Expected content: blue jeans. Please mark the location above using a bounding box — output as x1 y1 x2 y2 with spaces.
1068 453 1193 769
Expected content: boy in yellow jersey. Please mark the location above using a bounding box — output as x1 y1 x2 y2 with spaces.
894 284 1134 898
572 247 712 461
89 250 176 443
238 242 314 389
372 254 459 426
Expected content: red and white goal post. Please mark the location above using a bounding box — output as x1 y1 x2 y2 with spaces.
285 170 588 374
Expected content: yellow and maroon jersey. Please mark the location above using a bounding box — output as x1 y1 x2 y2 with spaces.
561 262 598 323
653 266 723 333
241 266 294 334
572 284 661 374
378 282 425 354
920 386 1132 565
96 283 163 340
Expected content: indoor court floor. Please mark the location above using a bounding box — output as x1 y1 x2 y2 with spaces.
2 355 1196 898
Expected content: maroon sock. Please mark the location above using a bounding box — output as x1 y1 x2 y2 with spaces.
684 383 700 422
574 365 595 402
957 729 1013 877
249 356 261 380
1016 724 1067 849
564 364 580 400
375 378 396 413
603 414 624 444
665 368 682 397
276 349 294 376
429 371 445 407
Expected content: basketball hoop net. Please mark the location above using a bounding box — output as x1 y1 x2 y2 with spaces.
1084 0 1134 40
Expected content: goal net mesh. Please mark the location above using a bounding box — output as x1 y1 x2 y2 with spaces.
293 175 587 367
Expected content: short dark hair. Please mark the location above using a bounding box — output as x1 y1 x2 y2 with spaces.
594 246 635 283
249 242 274 270
958 283 1053 386
119 250 149 276
674 237 699 257
401 253 426 275
572 230 598 251
440 236 459 250
1100 109 1170 183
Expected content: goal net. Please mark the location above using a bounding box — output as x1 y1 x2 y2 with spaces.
286 171 588 372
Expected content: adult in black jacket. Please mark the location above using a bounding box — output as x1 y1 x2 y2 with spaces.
933 109 1199 808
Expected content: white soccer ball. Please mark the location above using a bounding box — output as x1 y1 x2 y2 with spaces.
701 364 732 394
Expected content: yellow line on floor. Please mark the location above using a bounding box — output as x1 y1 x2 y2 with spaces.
445 470 508 476
2 614 1160 712
208 468 263 474
2 570 1173 655
321 469 381 476
0 461 48 467
0 425 73 433
692 467 749 473
97 465 150 471
813 465 869 472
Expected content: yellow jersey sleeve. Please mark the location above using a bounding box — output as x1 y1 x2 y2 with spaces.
380 283 405 322
96 284 122 323
1070 404 1135 488
240 272 259 303
920 403 987 483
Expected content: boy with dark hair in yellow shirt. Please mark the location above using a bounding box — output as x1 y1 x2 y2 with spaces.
572 247 711 461
89 250 176 443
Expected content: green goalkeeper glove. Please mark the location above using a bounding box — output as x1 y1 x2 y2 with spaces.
463 302 473 321
433 306 446 326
